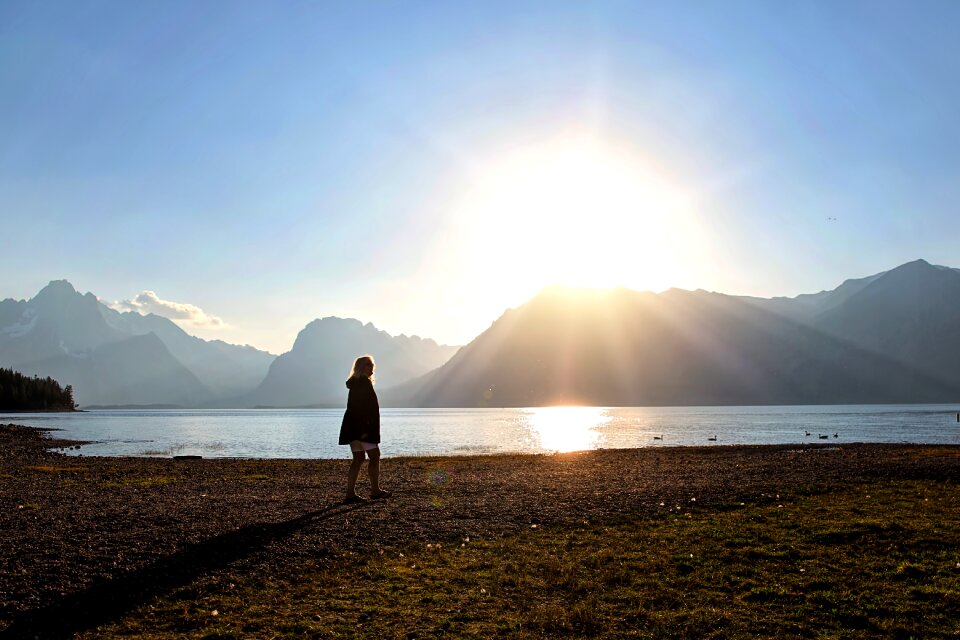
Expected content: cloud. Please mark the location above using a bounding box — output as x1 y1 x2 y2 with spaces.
110 291 227 329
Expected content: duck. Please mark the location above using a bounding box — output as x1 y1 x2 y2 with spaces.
653 434 663 440
804 431 811 436
818 434 829 439
707 435 717 441
833 432 839 438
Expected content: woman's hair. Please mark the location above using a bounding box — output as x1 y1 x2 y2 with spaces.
348 355 376 384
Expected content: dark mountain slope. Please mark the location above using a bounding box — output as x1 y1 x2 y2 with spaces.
815 259 960 388
17 333 213 407
99 307 275 398
388 284 959 407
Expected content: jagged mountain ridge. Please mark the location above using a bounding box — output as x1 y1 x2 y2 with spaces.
812 259 960 389
0 281 214 406
236 317 460 407
0 281 274 406
736 270 886 321
384 260 960 407
18 332 213 408
0 281 125 367
0 280 459 408
99 306 275 399
5 260 958 408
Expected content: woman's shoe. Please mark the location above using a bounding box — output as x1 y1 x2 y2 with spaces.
343 494 368 504
371 489 393 500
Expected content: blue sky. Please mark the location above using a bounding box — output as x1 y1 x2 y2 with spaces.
2 1 959 353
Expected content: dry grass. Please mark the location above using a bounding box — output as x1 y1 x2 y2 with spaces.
83 479 960 639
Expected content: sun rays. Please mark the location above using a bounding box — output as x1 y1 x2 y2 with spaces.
437 132 710 320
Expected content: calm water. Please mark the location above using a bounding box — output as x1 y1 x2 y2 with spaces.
4 405 960 459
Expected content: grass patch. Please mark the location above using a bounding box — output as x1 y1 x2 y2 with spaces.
80 480 960 638
103 476 177 489
27 465 86 473
236 474 272 483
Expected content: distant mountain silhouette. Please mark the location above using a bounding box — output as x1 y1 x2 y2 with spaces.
7 260 959 409
811 260 960 389
0 281 273 407
385 263 960 407
738 259 960 391
237 317 459 408
18 333 212 407
99 306 274 399
0 281 125 367
738 270 886 321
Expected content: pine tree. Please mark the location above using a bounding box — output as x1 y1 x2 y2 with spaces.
0 368 76 411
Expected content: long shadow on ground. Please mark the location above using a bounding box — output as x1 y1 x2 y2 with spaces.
0 503 363 639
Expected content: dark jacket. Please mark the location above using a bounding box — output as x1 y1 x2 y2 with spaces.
338 376 380 445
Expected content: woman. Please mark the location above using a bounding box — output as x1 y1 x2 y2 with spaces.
339 355 392 503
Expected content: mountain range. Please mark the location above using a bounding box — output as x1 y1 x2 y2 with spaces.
0 281 457 408
234 317 459 408
0 281 273 407
384 259 960 406
3 259 959 408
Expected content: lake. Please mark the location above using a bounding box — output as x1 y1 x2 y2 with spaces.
3 404 959 459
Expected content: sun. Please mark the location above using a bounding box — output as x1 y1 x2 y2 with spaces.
444 133 708 304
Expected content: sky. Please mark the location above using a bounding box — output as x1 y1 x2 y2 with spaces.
2 1 960 354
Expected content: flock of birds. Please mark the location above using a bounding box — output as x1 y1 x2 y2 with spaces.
650 431 839 442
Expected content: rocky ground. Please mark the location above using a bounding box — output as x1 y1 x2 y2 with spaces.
2 422 959 638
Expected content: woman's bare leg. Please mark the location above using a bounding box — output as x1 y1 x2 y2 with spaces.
346 451 365 498
367 447 381 493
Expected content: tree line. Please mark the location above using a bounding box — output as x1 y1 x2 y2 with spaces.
0 368 76 411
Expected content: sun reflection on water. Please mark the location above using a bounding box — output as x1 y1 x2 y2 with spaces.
525 406 611 453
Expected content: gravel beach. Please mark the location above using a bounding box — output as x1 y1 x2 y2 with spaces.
2 422 959 637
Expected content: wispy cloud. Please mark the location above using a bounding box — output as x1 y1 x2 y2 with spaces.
110 291 227 329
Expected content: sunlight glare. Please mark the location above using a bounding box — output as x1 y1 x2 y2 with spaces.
525 406 610 453
446 133 708 306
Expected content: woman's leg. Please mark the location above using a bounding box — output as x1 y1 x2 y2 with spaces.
346 451 365 498
366 447 381 494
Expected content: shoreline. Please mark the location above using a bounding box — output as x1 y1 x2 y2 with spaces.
3 423 960 635
5 418 959 462
5 419 960 465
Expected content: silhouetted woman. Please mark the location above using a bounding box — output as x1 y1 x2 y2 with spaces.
339 355 391 503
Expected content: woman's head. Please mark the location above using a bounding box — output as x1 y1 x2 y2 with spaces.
349 355 376 382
